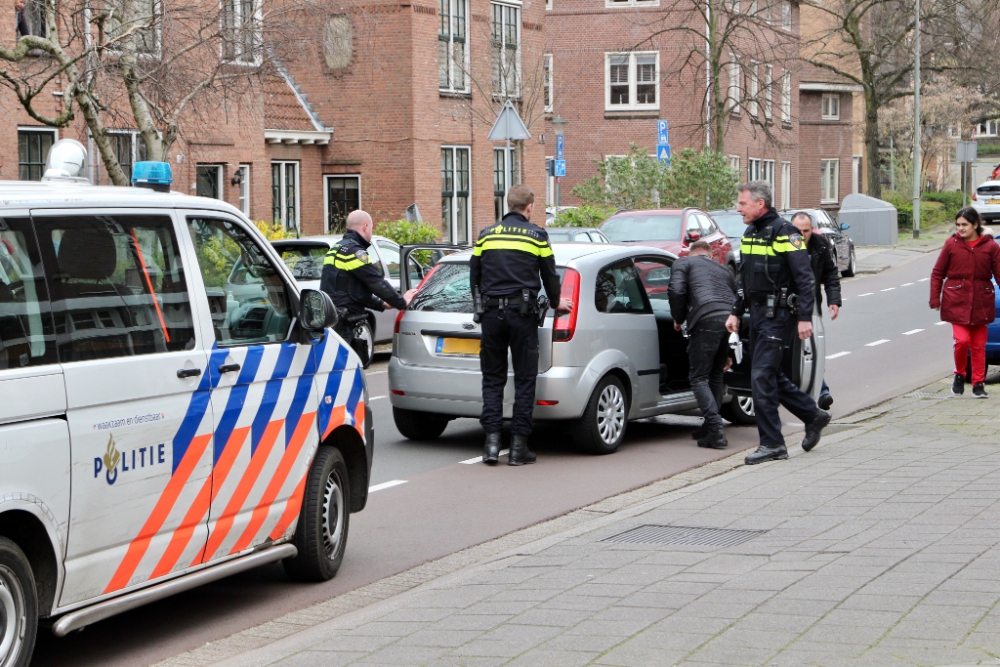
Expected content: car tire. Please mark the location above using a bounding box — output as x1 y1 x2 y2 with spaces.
0 537 37 667
720 395 756 425
842 248 857 277
728 263 738 279
573 375 629 455
356 319 375 369
283 447 350 582
393 407 449 441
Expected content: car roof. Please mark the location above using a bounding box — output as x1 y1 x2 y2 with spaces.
271 234 394 247
439 242 675 267
978 180 1000 187
606 208 687 216
0 179 248 215
546 227 604 233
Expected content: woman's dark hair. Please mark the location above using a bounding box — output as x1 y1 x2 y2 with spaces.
956 206 984 234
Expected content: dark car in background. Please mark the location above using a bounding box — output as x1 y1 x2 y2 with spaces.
780 208 857 277
600 208 737 274
708 210 749 264
545 227 611 243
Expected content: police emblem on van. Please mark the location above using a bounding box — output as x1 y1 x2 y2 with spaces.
94 434 168 485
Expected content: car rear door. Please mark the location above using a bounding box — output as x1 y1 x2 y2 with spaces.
725 308 824 401
371 239 402 343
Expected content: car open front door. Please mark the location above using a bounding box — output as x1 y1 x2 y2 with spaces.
399 244 470 293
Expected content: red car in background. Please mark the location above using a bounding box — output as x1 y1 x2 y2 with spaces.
599 208 737 275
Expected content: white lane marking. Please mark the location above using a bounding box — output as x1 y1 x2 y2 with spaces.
881 288 896 292
369 480 407 493
460 449 509 464
900 282 914 287
935 321 949 326
918 278 930 282
826 351 851 359
370 395 387 401
866 339 890 347
902 329 924 335
857 292 874 297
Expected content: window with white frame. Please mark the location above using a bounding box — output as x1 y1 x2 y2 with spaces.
606 0 658 6
546 0 552 9
748 61 759 117
543 54 553 113
17 0 47 37
606 52 659 111
106 0 161 55
222 0 261 65
976 120 999 138
491 3 520 98
821 93 840 120
442 147 471 244
748 158 761 182
197 165 223 199
439 0 468 93
821 159 839 203
781 1 791 29
728 155 740 174
749 0 758 15
110 130 148 183
326 175 360 233
237 164 251 216
271 161 299 231
546 156 554 205
494 146 520 223
764 64 773 121
763 0 771 23
18 129 56 181
728 57 740 113
728 0 739 11
762 159 775 190
780 161 791 209
781 70 791 123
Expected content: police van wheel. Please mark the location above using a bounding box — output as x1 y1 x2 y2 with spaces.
283 447 350 582
573 375 628 455
0 537 36 667
393 407 448 441
721 395 756 425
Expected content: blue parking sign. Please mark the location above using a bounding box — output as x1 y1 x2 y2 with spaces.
553 159 566 177
657 145 671 165
657 120 669 146
555 135 564 160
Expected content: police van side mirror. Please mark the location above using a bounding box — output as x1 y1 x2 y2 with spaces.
300 289 338 332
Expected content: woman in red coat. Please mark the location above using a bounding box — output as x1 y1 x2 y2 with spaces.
930 207 1000 397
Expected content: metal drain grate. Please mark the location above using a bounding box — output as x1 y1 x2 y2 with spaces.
601 525 764 547
904 392 952 399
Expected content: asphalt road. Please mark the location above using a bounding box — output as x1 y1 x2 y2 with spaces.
31 250 954 667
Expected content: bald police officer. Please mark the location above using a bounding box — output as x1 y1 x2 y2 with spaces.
470 185 572 466
725 181 831 464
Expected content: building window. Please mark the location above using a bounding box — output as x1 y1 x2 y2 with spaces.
494 146 519 223
821 159 839 203
606 51 659 111
18 129 55 181
326 175 361 233
237 164 251 216
546 156 555 205
222 0 261 65
852 155 862 194
780 161 791 209
822 93 840 120
271 161 299 231
441 147 471 244
546 0 552 9
110 131 148 183
606 0 658 6
976 120 999 138
764 64 773 121
728 0 739 12
781 70 791 124
491 3 520 98
748 61 759 117
728 58 740 113
106 0 161 55
781 1 791 29
749 0 758 15
197 165 223 199
543 53 553 113
16 0 46 37
439 0 468 93
748 157 761 182
728 155 740 174
762 159 775 190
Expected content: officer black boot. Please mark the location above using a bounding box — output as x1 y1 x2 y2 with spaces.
482 432 501 465
801 409 832 452
508 434 536 466
744 444 788 465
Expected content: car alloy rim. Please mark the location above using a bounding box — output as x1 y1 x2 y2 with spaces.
0 565 25 667
738 396 754 416
596 384 626 444
359 323 374 361
322 471 345 559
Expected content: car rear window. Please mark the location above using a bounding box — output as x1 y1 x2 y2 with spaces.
601 215 682 242
979 185 1000 196
712 214 747 237
275 244 328 280
410 263 474 312
547 231 572 242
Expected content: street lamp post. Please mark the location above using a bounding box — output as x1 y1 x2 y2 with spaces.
912 0 921 239
552 115 567 211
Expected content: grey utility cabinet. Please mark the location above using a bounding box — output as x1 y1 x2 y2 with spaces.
838 194 898 246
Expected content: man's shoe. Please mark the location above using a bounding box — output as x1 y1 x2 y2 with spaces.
482 432 501 464
974 383 988 399
953 374 965 396
745 445 788 465
692 423 709 441
817 391 834 411
508 434 537 466
697 426 728 450
801 409 832 452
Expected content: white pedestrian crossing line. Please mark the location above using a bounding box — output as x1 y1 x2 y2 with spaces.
918 278 930 282
866 339 890 347
857 293 874 297
460 450 509 464
881 288 896 292
935 321 949 326
900 282 914 286
369 480 407 493
902 329 924 335
826 351 851 359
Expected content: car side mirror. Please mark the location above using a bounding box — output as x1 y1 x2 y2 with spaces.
685 231 701 244
840 223 850 231
300 289 338 335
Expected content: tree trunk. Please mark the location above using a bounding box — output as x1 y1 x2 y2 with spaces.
864 89 882 199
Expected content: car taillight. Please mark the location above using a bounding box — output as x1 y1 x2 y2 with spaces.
394 264 442 334
973 192 977 201
553 268 580 342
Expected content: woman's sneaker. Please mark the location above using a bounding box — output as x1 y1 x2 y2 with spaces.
953 374 965 396
973 383 988 398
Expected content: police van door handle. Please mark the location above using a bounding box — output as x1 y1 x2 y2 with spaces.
219 363 242 374
176 368 202 379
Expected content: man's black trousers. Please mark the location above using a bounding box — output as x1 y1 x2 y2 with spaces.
749 305 818 447
688 314 730 430
479 307 539 436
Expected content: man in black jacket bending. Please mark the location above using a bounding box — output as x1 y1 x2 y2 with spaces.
667 240 738 449
791 211 841 410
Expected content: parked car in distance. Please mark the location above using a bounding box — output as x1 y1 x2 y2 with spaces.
708 210 748 263
389 243 827 454
599 208 737 274
973 180 1000 224
546 205 578 225
779 208 857 277
273 235 421 366
545 227 611 243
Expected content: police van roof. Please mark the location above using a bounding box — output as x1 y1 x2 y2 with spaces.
0 180 245 217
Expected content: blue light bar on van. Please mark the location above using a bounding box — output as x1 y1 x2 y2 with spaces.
132 161 172 192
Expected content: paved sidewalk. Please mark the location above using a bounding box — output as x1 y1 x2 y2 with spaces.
173 375 1000 667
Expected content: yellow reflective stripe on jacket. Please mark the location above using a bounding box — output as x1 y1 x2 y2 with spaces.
473 237 554 257
474 233 549 248
323 247 367 270
740 234 804 256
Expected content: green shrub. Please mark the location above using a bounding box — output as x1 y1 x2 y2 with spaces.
885 191 953 230
253 220 295 240
374 219 440 245
551 205 617 228
978 143 1000 157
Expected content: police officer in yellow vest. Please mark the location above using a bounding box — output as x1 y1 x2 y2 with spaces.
470 185 572 466
725 181 831 465
320 210 413 363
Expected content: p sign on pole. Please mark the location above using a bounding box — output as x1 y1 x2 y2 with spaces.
657 120 669 146
657 144 671 165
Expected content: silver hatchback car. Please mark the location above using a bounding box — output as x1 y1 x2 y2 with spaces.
389 244 824 453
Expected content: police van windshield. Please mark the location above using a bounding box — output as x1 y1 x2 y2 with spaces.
275 243 328 280
601 215 683 242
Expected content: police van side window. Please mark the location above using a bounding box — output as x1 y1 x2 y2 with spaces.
594 259 651 314
32 215 195 362
187 217 293 346
0 217 57 369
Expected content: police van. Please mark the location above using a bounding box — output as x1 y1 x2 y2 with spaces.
0 141 372 666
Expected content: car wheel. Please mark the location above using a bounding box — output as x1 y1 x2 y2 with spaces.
355 319 375 369
842 248 857 277
573 375 629 455
283 447 350 582
728 263 738 279
720 395 756 425
393 407 449 440
0 537 37 667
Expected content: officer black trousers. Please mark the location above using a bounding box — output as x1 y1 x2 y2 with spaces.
749 305 819 447
688 314 730 430
480 308 539 436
